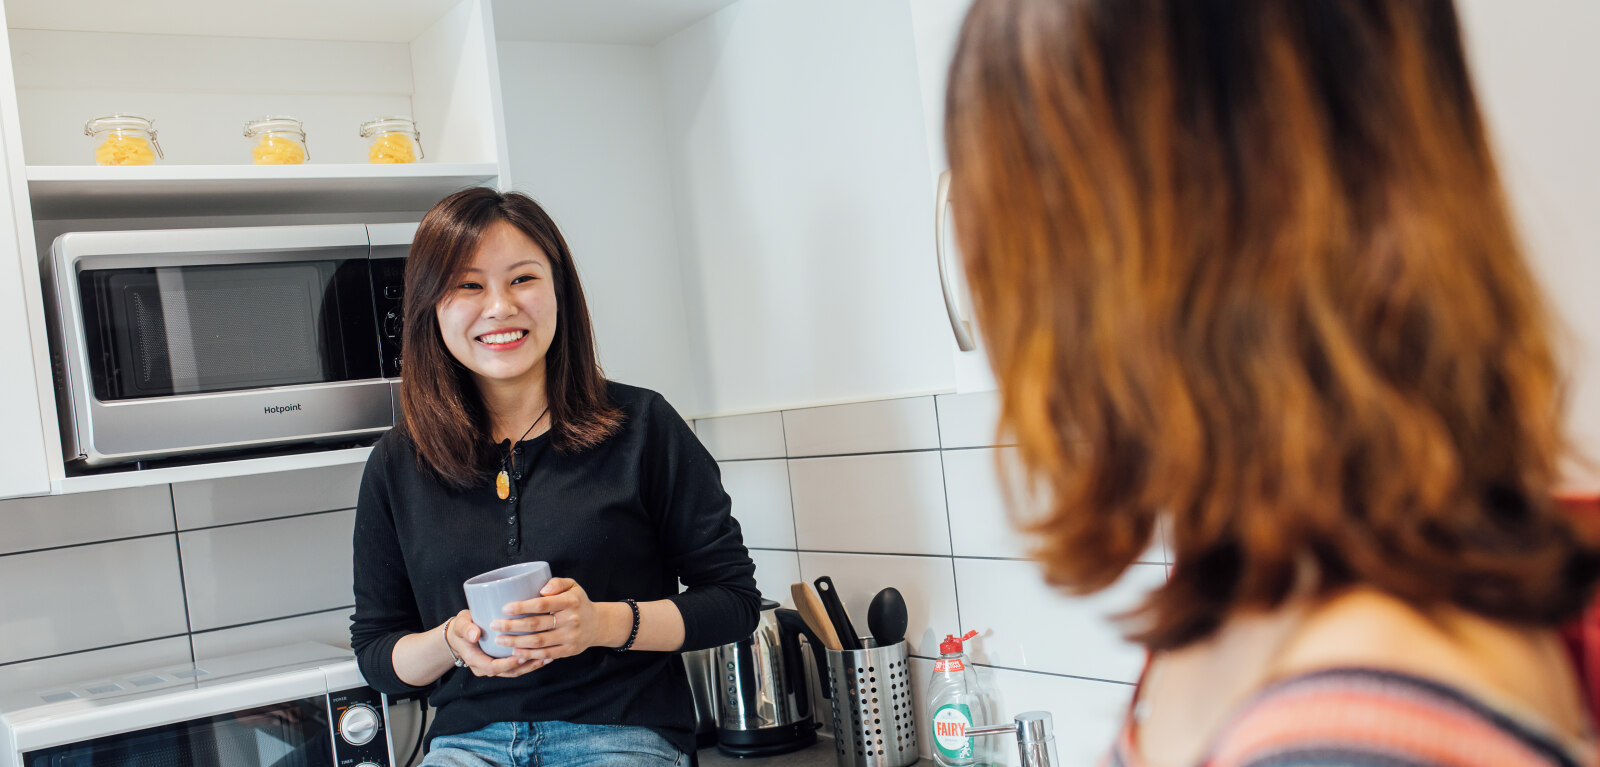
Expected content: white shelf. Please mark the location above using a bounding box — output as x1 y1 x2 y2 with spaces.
50 445 373 495
26 163 500 219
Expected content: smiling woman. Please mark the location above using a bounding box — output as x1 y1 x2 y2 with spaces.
348 187 760 765
433 221 559 397
400 188 620 484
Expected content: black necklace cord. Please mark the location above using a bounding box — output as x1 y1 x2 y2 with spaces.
495 405 549 500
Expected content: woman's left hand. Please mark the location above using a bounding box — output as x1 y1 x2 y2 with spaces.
492 578 623 662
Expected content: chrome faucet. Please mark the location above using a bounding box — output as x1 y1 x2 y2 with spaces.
964 711 1059 767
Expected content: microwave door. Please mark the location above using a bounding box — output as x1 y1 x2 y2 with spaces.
68 253 390 466
20 695 336 767
88 260 377 400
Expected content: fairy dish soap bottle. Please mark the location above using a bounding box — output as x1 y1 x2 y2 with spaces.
928 629 990 766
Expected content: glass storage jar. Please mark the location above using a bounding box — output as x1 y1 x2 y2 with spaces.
244 116 309 165
85 114 163 166
359 116 423 164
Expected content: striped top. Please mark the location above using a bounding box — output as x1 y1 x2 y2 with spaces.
1107 667 1594 767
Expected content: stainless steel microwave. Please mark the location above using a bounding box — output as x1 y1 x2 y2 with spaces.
0 642 394 767
42 223 413 468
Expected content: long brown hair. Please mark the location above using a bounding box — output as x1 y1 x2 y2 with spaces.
946 0 1600 650
400 188 621 489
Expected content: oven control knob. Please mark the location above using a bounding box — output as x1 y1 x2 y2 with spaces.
339 704 379 746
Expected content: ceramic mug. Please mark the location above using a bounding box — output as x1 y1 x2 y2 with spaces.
463 561 552 658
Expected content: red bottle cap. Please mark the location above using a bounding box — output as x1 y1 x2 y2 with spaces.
940 629 979 654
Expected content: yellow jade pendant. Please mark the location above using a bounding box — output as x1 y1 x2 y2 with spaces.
496 470 510 500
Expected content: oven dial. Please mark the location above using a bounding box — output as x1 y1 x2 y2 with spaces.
339 703 379 746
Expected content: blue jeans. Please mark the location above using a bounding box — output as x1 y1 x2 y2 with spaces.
421 720 686 766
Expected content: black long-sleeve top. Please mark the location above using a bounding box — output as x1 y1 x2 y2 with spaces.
350 381 760 755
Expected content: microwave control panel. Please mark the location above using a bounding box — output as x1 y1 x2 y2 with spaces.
328 686 393 766
370 255 406 379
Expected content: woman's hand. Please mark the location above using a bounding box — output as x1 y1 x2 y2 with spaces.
492 578 628 662
445 609 548 678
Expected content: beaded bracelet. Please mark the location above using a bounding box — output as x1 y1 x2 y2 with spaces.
614 599 640 653
442 617 467 668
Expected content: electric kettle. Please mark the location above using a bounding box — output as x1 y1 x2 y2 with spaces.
713 598 826 757
682 647 719 748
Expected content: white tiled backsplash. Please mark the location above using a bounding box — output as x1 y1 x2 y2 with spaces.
0 390 1154 765
0 466 366 686
704 391 1157 764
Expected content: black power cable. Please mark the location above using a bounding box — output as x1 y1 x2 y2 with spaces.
404 698 429 766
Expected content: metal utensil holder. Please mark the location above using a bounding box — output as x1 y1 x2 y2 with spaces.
826 638 919 767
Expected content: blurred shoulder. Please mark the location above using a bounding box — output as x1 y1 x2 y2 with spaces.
1209 667 1588 767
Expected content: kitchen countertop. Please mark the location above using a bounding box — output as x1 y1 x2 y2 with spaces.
696 735 843 766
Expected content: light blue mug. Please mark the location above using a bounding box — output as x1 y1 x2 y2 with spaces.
463 561 552 658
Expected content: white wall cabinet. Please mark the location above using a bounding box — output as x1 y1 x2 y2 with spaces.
908 0 995 394
0 0 510 497
0 2 52 499
495 0 982 419
654 0 958 416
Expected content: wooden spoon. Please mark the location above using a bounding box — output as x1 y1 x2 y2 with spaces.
790 582 843 651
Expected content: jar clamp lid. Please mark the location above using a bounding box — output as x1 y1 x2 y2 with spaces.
244 116 310 161
84 114 164 159
359 116 424 160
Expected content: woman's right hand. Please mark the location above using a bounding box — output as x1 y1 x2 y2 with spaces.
445 610 548 678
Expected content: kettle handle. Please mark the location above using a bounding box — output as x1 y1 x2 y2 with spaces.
776 608 829 704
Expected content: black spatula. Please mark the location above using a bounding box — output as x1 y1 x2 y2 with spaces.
813 575 862 651
867 587 908 645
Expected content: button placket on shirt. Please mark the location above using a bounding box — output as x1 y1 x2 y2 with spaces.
506 445 525 553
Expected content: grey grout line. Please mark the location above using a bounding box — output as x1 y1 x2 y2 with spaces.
932 396 965 634
169 485 195 664
190 605 354 635
778 410 791 459
715 444 1017 464
0 633 192 669
761 548 955 560
0 606 356 671
0 504 367 560
746 549 1165 567
780 414 802 557
903 654 1135 687
179 506 355 533
731 447 942 462
971 662 1137 687
0 531 176 560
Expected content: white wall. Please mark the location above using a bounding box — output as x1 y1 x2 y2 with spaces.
1456 0 1600 487
495 41 700 413
655 0 956 416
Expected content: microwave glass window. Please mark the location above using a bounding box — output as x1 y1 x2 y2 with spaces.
78 259 381 401
23 695 334 767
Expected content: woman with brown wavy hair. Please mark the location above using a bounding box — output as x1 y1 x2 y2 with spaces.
349 188 759 764
945 1 1600 765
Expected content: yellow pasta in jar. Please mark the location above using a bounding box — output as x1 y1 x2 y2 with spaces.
368 132 417 164
95 134 156 166
253 135 307 165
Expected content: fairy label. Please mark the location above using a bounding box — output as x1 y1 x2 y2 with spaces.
933 703 974 759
